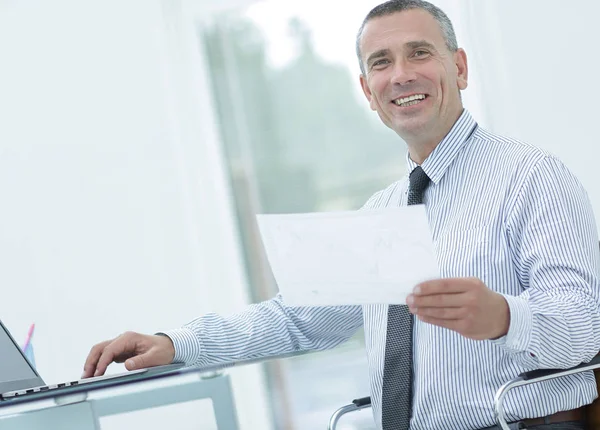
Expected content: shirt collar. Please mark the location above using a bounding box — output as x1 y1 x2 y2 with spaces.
405 109 478 185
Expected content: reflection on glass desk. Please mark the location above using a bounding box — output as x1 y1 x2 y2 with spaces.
0 352 375 430
0 362 244 430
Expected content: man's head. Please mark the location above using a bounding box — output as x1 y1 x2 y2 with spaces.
357 0 468 156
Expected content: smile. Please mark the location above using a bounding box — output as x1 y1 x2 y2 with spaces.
392 94 427 107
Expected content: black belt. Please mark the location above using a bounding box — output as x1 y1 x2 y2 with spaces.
479 406 585 429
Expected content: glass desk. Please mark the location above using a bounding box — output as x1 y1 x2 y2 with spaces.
0 365 240 430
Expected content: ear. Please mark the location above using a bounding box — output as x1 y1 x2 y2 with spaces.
455 48 468 90
359 74 377 111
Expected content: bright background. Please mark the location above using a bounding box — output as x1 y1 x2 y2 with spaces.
0 1 598 429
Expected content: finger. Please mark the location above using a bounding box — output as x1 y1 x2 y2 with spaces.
112 349 141 363
417 315 482 339
94 336 136 377
408 292 465 308
417 315 464 331
82 340 112 378
414 278 475 296
412 306 466 320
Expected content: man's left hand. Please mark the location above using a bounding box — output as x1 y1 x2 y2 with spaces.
406 277 510 340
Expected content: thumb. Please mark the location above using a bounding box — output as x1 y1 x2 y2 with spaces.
125 352 151 371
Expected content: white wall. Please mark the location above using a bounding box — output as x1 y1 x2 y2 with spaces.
458 0 600 230
0 0 271 429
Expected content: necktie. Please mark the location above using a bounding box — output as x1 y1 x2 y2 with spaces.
381 166 431 430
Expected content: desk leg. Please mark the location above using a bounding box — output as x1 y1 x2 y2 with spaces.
211 375 240 430
0 401 100 430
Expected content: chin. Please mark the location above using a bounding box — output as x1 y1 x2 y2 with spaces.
393 118 429 136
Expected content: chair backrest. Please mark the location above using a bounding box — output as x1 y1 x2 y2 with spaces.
587 373 600 427
587 242 600 427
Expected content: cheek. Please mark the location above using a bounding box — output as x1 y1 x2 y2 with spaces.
434 78 453 107
369 98 378 111
424 63 449 97
440 71 461 95
372 82 390 110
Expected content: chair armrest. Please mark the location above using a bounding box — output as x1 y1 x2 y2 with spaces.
328 396 372 430
494 353 600 430
520 353 600 380
352 396 371 407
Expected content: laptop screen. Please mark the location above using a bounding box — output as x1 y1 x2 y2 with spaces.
0 320 44 394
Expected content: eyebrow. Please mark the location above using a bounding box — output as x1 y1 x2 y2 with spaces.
365 40 438 68
406 40 437 52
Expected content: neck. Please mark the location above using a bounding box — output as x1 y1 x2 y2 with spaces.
404 108 464 165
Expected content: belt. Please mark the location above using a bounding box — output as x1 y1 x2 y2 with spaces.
521 406 584 427
481 406 584 429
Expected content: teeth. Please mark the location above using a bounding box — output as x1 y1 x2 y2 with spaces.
394 94 426 106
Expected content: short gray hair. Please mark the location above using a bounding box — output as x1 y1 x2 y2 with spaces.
356 0 458 75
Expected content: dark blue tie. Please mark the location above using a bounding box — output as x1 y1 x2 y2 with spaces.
381 166 431 430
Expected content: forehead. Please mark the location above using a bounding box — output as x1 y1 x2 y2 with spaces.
360 9 446 56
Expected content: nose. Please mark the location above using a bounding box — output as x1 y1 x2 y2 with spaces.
390 59 417 86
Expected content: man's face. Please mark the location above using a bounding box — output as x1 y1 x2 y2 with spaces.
359 9 468 140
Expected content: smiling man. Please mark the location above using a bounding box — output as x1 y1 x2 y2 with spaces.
82 2 600 429
354 2 599 429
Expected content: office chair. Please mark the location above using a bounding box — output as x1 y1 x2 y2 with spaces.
329 355 600 430
328 242 600 430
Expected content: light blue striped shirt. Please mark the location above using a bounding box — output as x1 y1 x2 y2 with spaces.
166 110 600 430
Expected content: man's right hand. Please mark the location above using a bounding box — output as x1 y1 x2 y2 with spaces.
82 331 175 378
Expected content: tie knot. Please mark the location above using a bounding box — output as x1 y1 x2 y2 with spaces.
408 166 431 205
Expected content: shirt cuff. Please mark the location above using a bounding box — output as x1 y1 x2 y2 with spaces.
489 294 535 354
157 327 202 366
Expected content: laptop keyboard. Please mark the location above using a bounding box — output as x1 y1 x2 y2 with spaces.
0 363 184 400
1 380 79 399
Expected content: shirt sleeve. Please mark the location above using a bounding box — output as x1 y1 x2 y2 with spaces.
160 186 392 367
161 294 363 366
490 155 600 369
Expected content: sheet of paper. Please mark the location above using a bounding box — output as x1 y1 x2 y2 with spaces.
256 206 439 306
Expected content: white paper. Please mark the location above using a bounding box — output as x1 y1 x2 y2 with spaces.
256 206 439 306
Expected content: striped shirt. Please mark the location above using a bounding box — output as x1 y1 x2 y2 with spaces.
166 110 600 430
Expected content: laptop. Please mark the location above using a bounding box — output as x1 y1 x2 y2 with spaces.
0 319 184 400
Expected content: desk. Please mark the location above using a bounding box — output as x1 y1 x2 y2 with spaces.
0 370 239 430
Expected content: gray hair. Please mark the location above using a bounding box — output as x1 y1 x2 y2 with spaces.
356 0 458 75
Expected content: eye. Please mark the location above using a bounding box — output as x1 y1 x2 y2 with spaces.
413 49 430 58
373 59 390 67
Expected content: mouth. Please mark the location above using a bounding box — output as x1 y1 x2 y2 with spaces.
391 93 428 107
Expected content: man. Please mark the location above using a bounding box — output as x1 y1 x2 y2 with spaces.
83 1 600 429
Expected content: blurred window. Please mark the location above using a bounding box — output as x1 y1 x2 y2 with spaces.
198 2 407 428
